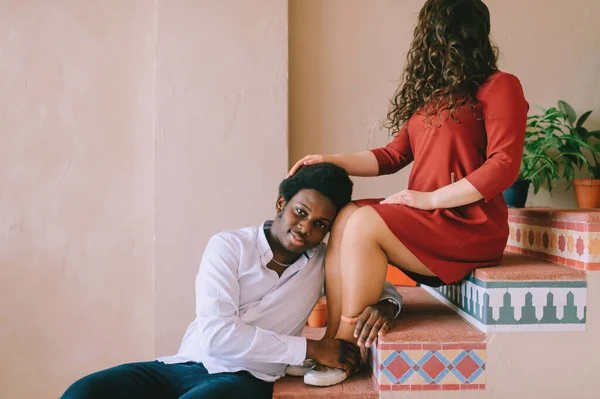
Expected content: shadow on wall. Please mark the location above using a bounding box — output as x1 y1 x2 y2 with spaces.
527 180 578 209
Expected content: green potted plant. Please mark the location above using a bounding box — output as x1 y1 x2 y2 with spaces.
504 101 600 208
503 107 571 208
554 101 600 208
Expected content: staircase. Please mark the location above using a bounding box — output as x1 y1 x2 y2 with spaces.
274 209 600 398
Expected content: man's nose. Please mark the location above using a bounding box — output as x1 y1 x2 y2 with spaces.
298 220 312 236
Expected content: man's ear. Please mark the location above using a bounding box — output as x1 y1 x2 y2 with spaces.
276 195 286 215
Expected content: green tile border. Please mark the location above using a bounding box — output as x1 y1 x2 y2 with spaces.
466 274 587 288
429 278 587 327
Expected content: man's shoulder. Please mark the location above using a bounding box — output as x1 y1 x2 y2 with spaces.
208 225 261 250
307 242 327 262
314 241 326 254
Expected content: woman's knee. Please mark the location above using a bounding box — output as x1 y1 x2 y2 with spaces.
343 206 381 242
334 203 359 226
330 202 359 237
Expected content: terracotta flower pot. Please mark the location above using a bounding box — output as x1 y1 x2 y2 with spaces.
573 179 600 208
386 264 417 286
307 296 327 327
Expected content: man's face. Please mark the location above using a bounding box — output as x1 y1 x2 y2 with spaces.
273 189 338 254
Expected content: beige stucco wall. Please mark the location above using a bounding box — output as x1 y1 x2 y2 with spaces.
154 0 288 355
290 0 600 208
3 0 599 398
1 0 287 397
0 1 156 398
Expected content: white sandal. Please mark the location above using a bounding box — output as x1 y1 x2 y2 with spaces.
285 359 316 377
304 363 348 387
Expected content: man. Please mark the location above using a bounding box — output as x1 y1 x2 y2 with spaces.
61 163 402 399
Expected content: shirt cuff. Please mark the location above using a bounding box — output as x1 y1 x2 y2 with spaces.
282 335 307 366
379 296 402 319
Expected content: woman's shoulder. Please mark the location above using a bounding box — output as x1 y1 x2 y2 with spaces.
477 70 525 100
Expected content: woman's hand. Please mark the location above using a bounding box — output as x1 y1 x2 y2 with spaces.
306 338 361 375
287 155 330 177
380 189 437 210
353 301 396 349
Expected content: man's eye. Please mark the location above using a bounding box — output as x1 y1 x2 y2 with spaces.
296 208 306 216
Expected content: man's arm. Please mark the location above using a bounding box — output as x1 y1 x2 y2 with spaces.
352 281 403 348
195 234 306 365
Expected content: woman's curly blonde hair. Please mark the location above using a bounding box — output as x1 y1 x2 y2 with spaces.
385 0 499 131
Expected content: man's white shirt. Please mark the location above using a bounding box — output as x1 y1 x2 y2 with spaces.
158 222 403 382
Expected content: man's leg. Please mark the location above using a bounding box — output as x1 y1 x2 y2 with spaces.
60 361 182 399
180 363 273 399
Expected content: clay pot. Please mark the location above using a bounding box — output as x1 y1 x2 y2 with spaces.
307 296 327 327
573 179 600 208
386 264 417 286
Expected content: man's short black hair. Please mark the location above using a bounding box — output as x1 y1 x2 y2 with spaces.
279 163 353 212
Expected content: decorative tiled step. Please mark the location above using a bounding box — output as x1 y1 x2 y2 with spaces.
423 253 587 332
371 287 486 392
507 208 600 270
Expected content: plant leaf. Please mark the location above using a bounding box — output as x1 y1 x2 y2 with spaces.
563 162 575 189
577 110 593 128
589 130 600 138
577 127 589 139
558 100 577 125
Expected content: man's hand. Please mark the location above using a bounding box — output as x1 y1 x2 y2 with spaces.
306 338 360 375
354 301 396 349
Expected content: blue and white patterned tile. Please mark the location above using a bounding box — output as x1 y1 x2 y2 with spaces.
375 348 486 389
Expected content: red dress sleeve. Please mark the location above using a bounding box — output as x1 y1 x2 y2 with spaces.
465 73 529 200
371 123 414 176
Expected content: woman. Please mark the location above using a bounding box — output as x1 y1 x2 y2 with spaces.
292 0 528 386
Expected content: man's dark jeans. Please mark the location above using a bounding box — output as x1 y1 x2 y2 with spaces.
60 361 274 399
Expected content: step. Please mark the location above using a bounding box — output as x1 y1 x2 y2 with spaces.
273 326 377 399
507 208 600 270
273 287 486 396
423 252 587 332
372 287 486 392
273 367 378 399
274 326 378 399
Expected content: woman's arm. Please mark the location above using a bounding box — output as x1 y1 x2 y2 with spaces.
464 73 528 201
289 124 414 178
380 178 483 210
431 178 484 209
327 152 380 177
288 151 379 177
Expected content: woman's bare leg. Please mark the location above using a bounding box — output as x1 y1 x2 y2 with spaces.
334 206 436 344
323 203 359 339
